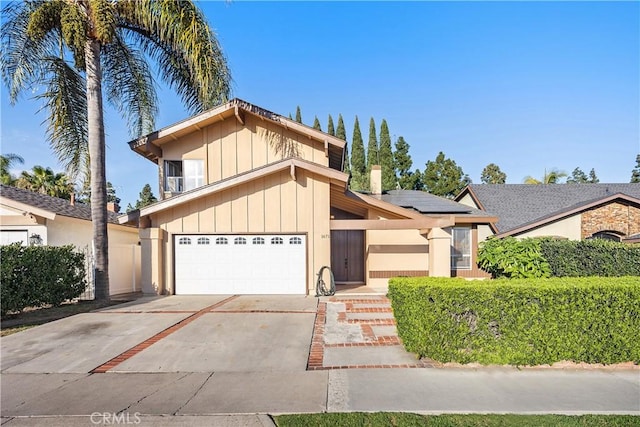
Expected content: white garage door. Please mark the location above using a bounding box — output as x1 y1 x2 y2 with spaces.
1 230 28 245
174 234 306 295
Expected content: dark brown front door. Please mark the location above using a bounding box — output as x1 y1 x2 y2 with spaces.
331 230 365 283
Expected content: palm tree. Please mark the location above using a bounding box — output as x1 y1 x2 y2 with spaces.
0 153 24 185
2 1 231 300
523 169 567 184
16 165 74 199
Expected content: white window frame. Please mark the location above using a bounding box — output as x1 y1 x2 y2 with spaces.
451 227 471 270
164 159 204 193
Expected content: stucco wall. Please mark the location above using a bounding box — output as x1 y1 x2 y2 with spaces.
366 229 428 290
514 215 582 240
149 168 331 294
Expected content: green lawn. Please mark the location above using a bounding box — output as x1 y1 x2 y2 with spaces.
274 413 639 427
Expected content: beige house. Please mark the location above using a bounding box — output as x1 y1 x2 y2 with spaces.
0 185 141 296
456 184 640 243
120 99 495 295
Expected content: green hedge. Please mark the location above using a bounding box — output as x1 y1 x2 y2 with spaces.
477 237 551 278
388 277 640 365
478 237 640 278
1 244 87 316
540 239 640 277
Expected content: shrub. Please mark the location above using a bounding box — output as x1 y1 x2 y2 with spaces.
388 277 640 365
1 244 86 316
477 237 551 278
540 238 640 277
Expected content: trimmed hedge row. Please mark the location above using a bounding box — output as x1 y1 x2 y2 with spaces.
478 237 640 278
1 244 86 316
541 239 640 277
388 277 640 365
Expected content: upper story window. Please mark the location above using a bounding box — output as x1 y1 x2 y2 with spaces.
164 159 204 193
451 227 471 270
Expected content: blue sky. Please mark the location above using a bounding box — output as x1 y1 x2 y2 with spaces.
1 1 639 207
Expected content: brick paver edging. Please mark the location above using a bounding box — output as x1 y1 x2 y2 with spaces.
306 302 326 370
90 295 239 374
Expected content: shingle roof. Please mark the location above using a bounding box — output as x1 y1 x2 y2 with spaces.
378 189 493 217
461 184 640 234
0 185 120 223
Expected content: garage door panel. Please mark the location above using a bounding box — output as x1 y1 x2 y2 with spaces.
175 234 306 295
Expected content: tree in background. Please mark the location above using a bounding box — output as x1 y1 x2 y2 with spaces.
631 155 640 183
480 163 507 184
422 152 470 198
312 116 321 131
128 183 158 211
2 0 231 301
16 165 74 199
523 169 567 184
77 179 120 207
349 116 366 191
567 167 599 184
295 106 302 123
378 119 396 191
0 153 24 185
365 117 378 190
336 114 349 175
327 115 335 136
394 136 413 189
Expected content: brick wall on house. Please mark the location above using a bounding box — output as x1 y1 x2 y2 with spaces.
581 202 640 239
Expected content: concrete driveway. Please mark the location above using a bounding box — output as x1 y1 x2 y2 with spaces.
2 295 318 374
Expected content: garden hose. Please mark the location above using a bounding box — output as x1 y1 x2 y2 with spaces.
315 266 335 297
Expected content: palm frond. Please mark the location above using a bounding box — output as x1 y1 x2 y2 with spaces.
102 32 158 137
116 0 231 114
1 0 60 103
35 56 89 179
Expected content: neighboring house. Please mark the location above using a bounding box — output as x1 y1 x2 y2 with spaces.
456 184 640 243
0 185 141 296
120 98 496 295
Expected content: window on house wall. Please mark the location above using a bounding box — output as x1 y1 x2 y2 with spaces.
164 159 204 193
589 231 622 242
451 227 471 270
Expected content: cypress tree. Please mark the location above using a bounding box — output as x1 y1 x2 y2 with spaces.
336 114 349 175
365 118 378 190
378 119 396 191
350 116 366 191
327 115 335 136
336 114 346 141
313 116 322 131
295 106 302 123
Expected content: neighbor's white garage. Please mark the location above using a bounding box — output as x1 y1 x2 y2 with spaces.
174 234 306 294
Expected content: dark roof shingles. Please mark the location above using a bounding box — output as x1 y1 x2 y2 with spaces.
0 185 120 223
465 184 640 233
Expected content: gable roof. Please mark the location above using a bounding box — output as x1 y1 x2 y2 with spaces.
128 98 346 170
0 185 120 223
457 184 640 234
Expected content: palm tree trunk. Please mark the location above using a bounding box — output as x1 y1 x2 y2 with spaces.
85 38 110 301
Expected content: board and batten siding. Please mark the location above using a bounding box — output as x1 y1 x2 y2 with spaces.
158 114 328 197
149 168 331 294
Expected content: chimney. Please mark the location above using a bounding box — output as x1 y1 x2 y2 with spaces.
107 202 120 213
70 193 75 206
370 165 382 195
